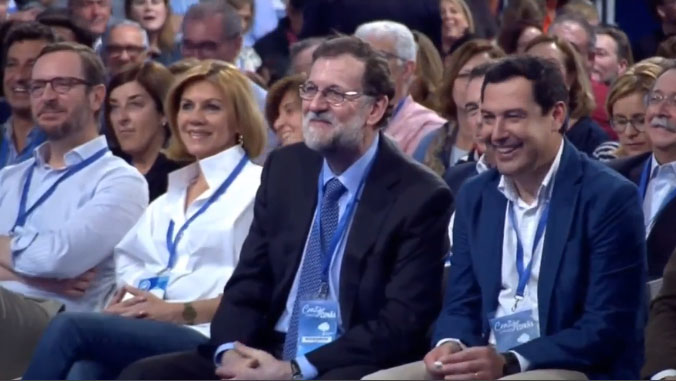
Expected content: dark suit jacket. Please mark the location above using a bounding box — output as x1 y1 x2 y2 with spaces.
443 161 478 197
300 0 442 48
434 141 647 379
253 17 292 85
205 135 453 376
643 247 676 378
609 152 676 280
565 116 610 157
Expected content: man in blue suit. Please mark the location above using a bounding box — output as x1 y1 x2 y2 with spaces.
366 56 647 380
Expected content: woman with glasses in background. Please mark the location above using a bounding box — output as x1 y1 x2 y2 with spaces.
594 62 664 161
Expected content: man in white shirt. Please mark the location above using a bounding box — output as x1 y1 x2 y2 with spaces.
367 56 646 380
0 41 148 379
610 64 676 280
640 62 676 381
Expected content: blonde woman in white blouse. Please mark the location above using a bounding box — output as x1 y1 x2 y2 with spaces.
23 61 267 380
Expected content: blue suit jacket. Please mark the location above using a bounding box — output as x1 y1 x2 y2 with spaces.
434 140 647 379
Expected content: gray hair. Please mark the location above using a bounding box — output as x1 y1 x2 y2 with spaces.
183 0 242 41
354 20 417 63
290 37 326 61
100 19 149 56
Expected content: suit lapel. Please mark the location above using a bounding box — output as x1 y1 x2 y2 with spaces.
480 176 507 324
538 141 583 333
339 135 399 326
281 148 322 294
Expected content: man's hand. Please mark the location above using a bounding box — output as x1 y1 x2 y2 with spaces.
0 235 12 268
104 285 181 323
215 347 258 380
438 346 506 380
215 341 293 380
423 341 463 379
25 268 97 297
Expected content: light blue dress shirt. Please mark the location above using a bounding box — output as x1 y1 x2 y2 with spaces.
0 118 47 170
214 134 380 379
0 136 148 312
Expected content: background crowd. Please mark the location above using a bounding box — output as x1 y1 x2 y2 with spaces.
2 0 676 380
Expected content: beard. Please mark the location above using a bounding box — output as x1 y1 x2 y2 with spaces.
302 110 367 154
36 100 89 140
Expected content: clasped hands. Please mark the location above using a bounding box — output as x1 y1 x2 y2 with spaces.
423 342 506 380
216 342 293 380
104 284 181 323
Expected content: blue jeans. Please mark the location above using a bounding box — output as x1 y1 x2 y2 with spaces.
22 312 208 380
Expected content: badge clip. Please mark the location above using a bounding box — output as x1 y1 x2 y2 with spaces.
512 295 524 312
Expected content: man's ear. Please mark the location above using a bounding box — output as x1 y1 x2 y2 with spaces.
89 84 106 116
618 59 629 75
365 96 389 127
551 101 568 132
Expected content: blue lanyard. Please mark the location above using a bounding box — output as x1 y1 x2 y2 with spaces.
165 155 248 270
314 160 376 296
638 158 676 213
13 147 109 230
507 200 550 311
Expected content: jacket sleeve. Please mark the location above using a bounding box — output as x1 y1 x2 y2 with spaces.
432 184 486 347
305 185 453 372
642 249 676 378
513 182 646 374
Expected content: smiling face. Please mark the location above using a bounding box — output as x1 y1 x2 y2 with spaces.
3 39 50 116
453 52 493 134
482 77 565 178
645 69 676 156
129 0 168 33
302 55 379 154
109 80 166 156
440 0 469 41
176 79 237 159
273 89 303 146
71 0 112 36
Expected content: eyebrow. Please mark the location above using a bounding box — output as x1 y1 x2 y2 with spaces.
127 94 145 101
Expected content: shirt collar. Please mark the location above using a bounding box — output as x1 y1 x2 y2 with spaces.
498 139 565 206
476 154 490 174
168 144 247 192
33 135 108 167
650 154 676 179
321 134 380 198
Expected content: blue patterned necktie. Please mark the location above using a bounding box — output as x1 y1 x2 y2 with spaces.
282 177 346 360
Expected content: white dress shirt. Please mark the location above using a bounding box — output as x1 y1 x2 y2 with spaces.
642 155 676 236
115 145 261 337
491 141 564 370
439 142 564 371
0 136 148 312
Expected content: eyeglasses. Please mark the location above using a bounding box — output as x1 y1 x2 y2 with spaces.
298 83 368 106
29 77 91 97
610 115 646 133
644 92 676 108
377 50 407 62
131 0 163 6
107 44 146 57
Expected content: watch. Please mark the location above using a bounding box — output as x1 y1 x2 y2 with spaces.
290 359 303 380
501 352 521 376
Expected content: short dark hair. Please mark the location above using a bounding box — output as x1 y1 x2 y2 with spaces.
482 56 569 117
312 36 395 128
36 7 95 47
37 41 106 87
467 62 496 83
2 21 55 67
551 11 596 54
596 25 634 66
183 0 242 41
